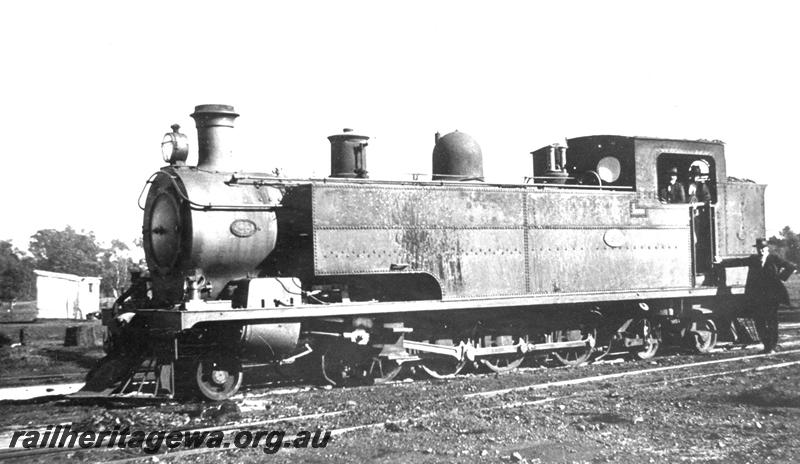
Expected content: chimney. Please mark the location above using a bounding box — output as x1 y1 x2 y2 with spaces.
190 104 240 171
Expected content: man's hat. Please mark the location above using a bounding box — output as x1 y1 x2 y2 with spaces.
753 238 769 248
668 167 678 175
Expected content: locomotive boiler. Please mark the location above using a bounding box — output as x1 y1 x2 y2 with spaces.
87 104 765 400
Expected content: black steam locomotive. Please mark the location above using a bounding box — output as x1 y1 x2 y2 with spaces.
87 104 764 400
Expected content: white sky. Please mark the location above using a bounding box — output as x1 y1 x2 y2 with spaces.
1 1 798 250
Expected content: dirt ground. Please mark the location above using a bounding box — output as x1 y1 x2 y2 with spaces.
2 289 800 463
1 316 799 463
0 320 104 385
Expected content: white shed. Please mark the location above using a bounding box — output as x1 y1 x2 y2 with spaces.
34 270 101 319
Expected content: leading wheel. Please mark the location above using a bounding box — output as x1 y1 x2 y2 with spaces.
320 343 368 387
320 342 402 386
368 357 403 384
195 356 243 401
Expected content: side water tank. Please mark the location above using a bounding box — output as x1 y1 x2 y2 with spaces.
432 131 484 181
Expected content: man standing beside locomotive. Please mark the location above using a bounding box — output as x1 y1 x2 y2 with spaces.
658 167 687 203
716 238 797 353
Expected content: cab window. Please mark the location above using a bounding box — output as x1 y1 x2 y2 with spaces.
657 154 716 204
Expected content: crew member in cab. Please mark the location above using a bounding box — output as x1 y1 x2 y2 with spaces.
659 167 686 204
686 165 712 203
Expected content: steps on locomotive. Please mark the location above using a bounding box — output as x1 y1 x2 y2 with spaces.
72 356 175 399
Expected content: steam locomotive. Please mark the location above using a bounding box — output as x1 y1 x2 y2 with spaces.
86 104 764 400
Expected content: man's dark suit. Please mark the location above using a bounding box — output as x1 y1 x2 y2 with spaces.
686 181 711 203
658 182 686 203
720 253 796 351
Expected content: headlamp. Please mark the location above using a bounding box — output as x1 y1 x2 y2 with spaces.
161 124 189 165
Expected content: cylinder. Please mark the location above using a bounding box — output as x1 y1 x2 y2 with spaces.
432 131 484 181
240 323 301 360
191 104 240 172
328 128 369 178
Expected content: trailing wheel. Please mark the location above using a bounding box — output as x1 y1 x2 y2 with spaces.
688 318 718 353
195 355 243 401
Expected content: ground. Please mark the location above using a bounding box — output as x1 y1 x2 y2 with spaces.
2 344 800 463
1 283 800 463
0 318 103 385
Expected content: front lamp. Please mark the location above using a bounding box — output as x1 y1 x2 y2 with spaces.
161 124 189 165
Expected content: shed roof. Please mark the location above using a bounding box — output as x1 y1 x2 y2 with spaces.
34 269 101 283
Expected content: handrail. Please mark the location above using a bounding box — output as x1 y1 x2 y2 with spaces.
139 172 280 212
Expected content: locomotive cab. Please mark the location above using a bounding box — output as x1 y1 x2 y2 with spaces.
656 151 719 275
529 137 636 189
530 135 742 279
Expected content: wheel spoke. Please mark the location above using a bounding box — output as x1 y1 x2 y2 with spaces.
689 319 718 353
319 342 402 386
369 358 403 384
480 355 525 374
420 358 467 379
406 337 468 379
320 346 365 387
630 319 660 360
552 329 596 367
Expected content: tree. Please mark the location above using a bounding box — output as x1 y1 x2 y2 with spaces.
0 240 35 301
99 239 135 298
26 227 144 298
28 226 102 277
768 226 800 264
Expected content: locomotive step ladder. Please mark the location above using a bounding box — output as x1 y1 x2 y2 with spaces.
71 355 175 399
115 357 175 397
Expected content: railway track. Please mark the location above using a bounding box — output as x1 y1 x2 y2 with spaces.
3 346 800 462
0 373 85 384
3 319 799 402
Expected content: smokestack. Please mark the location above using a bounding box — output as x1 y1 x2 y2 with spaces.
190 104 240 171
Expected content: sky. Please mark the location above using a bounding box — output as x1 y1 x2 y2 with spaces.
1 1 799 251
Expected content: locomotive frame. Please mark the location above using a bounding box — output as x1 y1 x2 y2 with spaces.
86 105 765 400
